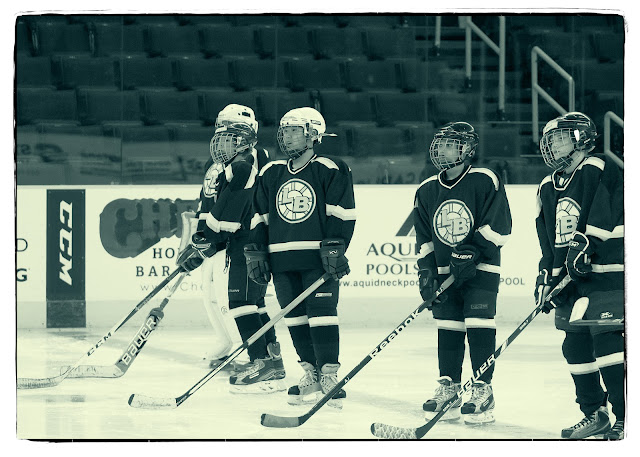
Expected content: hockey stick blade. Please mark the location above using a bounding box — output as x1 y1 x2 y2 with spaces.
128 393 177 409
60 365 124 378
261 276 455 429
60 273 187 379
128 273 331 410
371 289 553 439
17 268 182 390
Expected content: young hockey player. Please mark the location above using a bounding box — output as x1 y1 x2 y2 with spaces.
246 107 355 408
534 112 624 439
178 104 287 394
413 122 512 425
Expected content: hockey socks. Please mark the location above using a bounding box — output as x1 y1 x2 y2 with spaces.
437 329 466 383
594 331 625 420
310 320 340 368
234 312 268 361
562 332 606 416
467 327 496 384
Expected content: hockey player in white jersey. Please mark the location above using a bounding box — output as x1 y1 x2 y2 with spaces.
178 104 286 393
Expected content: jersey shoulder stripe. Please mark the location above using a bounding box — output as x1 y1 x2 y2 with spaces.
259 159 287 176
579 156 605 171
538 174 553 192
468 167 499 191
313 156 340 171
417 174 438 191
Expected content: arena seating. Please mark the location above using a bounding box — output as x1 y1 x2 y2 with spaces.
15 13 624 185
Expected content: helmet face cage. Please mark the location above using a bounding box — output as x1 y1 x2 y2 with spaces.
277 124 311 159
539 112 597 171
210 124 257 164
539 128 578 171
429 126 479 171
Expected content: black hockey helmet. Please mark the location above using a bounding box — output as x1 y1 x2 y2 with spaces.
209 122 258 164
429 122 479 171
539 112 597 171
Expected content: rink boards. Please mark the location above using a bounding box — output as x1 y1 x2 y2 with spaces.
16 184 541 328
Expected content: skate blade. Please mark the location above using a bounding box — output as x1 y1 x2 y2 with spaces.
230 380 287 394
287 391 321 406
425 409 461 422
463 411 495 426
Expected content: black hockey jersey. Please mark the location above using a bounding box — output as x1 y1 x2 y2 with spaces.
535 153 624 293
197 148 270 250
250 154 356 273
413 165 512 292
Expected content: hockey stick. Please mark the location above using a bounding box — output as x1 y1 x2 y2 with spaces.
18 267 184 389
370 275 572 439
260 275 455 428
61 273 187 378
128 272 332 409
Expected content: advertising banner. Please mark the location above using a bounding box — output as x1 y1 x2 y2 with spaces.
46 189 86 328
17 184 543 327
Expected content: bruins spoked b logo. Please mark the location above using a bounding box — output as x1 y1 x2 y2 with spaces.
203 163 223 198
555 197 581 247
433 199 474 246
277 179 316 223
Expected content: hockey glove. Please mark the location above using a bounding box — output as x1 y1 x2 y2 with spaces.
565 232 593 281
449 244 479 287
320 238 350 281
418 269 444 310
179 232 217 273
244 243 271 285
534 269 554 313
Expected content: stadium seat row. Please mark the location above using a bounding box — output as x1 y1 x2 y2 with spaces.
16 54 433 93
16 87 453 127
17 20 429 60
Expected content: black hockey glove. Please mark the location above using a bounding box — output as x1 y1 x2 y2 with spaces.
534 269 555 313
565 232 593 281
320 238 350 281
418 269 445 310
449 244 479 287
244 243 271 285
179 232 217 273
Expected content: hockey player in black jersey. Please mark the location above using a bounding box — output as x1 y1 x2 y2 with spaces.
534 112 624 439
414 122 512 425
247 107 356 409
177 104 286 394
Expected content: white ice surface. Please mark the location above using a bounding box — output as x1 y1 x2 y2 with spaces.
14 317 619 442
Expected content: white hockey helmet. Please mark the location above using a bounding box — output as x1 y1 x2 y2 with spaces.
277 107 335 158
215 104 258 134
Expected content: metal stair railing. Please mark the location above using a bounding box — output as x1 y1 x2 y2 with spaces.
530 45 575 150
461 16 506 119
604 111 624 169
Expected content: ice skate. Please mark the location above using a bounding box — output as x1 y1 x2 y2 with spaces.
422 376 461 421
229 357 286 394
287 361 322 405
561 406 611 439
603 420 624 440
423 376 462 422
267 342 286 379
461 381 495 425
207 355 249 375
319 363 346 409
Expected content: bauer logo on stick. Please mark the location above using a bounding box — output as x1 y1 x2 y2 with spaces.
433 199 473 247
276 178 316 224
